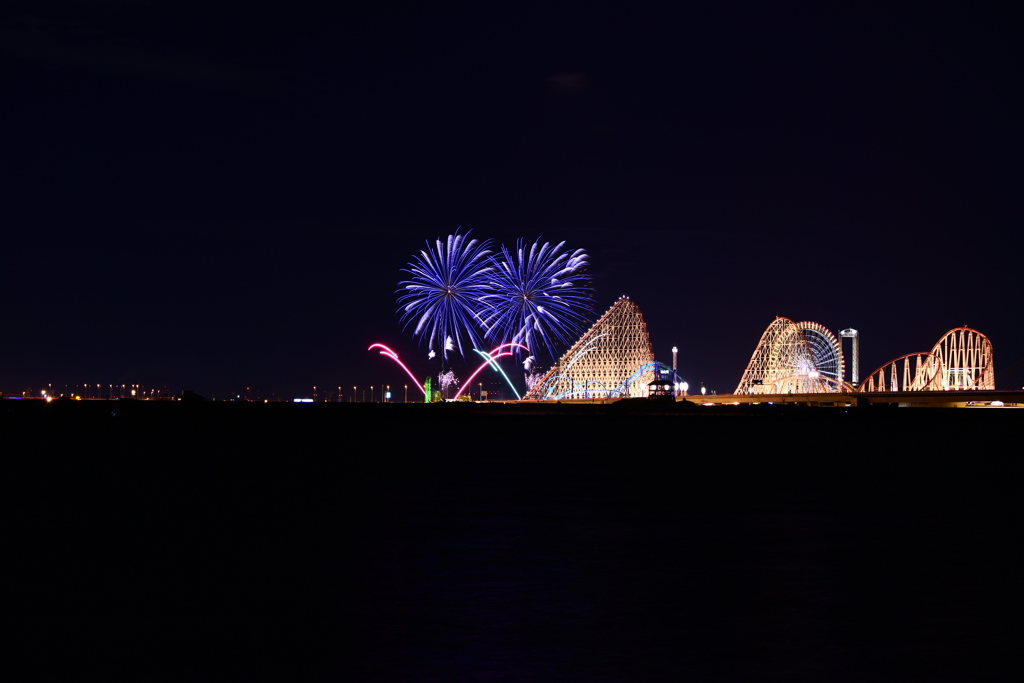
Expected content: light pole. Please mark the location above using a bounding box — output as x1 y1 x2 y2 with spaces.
404 384 408 403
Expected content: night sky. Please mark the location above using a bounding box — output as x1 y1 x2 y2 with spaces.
3 2 1022 399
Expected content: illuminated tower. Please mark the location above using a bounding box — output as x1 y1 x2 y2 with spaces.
672 346 678 396
839 328 859 386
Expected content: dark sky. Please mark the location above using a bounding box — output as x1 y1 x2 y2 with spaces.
3 1 1022 398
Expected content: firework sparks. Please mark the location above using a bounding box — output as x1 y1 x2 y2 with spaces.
437 370 459 397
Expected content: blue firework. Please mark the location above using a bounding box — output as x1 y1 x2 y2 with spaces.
481 238 594 363
397 230 493 361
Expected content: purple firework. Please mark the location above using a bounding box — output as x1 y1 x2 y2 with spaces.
481 238 594 364
397 230 493 361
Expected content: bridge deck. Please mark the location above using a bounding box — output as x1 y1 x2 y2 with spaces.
685 390 1023 408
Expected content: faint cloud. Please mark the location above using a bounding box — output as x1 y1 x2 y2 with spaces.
546 72 588 89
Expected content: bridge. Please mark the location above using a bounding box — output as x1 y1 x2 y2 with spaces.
689 389 1021 408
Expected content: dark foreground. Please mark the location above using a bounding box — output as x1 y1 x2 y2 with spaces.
7 400 1023 681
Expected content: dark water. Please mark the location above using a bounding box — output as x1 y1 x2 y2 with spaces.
8 402 1023 680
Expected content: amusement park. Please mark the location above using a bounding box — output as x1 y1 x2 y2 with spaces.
372 231 1018 409
374 295 1015 408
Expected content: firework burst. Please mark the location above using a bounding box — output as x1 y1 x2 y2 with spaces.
397 230 493 361
481 238 594 363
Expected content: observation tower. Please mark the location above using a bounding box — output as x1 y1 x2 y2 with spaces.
839 328 859 386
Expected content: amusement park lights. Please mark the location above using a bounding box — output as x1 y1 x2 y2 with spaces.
737 319 996 395
524 298 657 400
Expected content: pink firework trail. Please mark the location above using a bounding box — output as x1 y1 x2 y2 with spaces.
452 343 530 399
368 343 427 395
452 352 512 399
